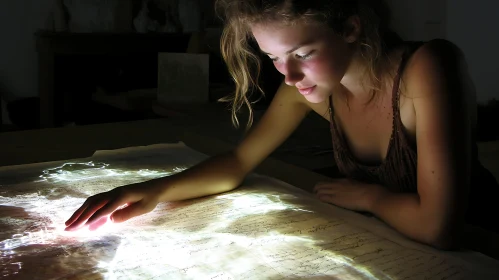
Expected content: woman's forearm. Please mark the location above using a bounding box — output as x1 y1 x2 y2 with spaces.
151 152 248 202
370 190 458 249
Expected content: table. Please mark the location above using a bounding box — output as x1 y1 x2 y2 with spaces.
1 118 499 261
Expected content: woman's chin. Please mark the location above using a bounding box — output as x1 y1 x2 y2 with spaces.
304 94 327 104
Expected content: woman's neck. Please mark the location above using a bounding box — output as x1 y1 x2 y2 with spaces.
337 46 404 106
339 51 375 102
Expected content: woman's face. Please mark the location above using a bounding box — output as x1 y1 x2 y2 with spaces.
251 20 355 103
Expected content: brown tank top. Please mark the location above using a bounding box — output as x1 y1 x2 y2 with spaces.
328 44 420 193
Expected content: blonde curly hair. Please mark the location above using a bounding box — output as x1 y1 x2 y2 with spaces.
215 0 398 128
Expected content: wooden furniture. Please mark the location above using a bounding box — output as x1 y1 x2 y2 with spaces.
36 30 191 128
0 99 3 130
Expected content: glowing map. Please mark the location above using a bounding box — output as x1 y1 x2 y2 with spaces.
1 143 498 279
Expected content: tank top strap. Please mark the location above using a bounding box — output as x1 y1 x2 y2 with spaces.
391 42 425 146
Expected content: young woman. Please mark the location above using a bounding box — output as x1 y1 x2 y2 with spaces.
65 0 498 249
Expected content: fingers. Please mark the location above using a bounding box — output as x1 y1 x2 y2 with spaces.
65 202 90 226
65 183 159 231
65 196 111 231
317 194 334 203
85 195 130 225
315 188 341 196
111 201 155 223
88 215 109 231
65 194 109 228
313 181 337 192
314 181 339 194
314 184 339 203
314 181 342 203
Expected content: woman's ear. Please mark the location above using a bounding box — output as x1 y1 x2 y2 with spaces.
343 15 361 43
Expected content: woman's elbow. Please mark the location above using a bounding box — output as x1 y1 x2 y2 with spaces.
425 223 462 250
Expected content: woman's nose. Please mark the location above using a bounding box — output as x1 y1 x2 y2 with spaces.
281 61 304 86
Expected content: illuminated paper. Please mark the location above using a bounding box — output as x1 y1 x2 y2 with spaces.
0 143 498 279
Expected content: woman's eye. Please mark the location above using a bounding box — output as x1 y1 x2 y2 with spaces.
268 51 314 62
295 52 314 60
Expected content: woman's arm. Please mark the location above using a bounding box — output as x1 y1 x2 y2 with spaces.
369 39 475 249
158 81 312 202
65 82 311 229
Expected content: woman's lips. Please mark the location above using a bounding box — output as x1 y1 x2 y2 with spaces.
298 85 316 95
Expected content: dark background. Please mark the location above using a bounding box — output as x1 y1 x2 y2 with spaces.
0 0 497 140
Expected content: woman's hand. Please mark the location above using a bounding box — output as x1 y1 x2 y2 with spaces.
65 180 164 231
314 179 386 213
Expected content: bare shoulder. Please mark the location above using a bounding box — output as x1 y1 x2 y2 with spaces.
403 39 473 99
402 39 477 123
410 39 466 66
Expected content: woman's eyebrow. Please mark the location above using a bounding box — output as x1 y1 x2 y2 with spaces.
260 42 313 56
